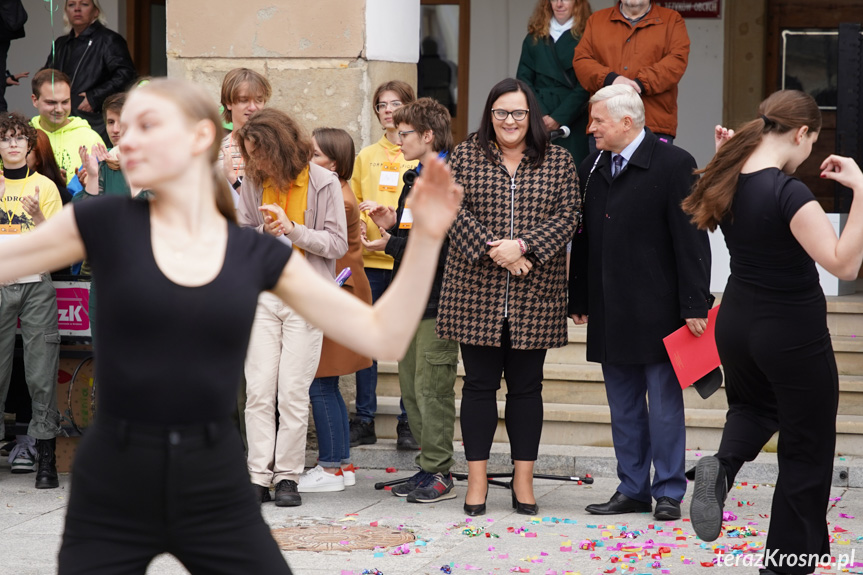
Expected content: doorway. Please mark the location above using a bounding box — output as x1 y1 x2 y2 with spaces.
419 0 470 144
126 0 167 78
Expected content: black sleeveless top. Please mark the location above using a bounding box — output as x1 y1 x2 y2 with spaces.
74 197 292 424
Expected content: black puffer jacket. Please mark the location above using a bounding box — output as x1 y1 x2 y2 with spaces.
45 21 136 141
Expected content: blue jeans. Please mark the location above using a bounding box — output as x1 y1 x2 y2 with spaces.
309 376 350 467
354 268 407 423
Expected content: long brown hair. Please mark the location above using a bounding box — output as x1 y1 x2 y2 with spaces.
237 108 313 190
131 79 236 223
682 90 821 231
527 0 591 40
29 131 68 202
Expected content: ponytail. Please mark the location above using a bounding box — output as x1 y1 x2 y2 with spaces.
683 90 821 231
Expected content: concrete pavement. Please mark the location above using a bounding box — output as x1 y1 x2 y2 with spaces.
2 447 862 575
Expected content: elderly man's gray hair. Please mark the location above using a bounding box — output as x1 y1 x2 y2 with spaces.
590 85 646 129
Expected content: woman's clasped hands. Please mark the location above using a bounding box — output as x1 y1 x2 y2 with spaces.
488 239 532 276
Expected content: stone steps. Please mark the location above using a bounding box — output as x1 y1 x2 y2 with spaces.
365 396 863 456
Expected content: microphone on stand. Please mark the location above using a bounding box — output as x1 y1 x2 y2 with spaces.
549 126 571 141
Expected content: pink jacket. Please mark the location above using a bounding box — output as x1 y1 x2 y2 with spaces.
237 162 348 279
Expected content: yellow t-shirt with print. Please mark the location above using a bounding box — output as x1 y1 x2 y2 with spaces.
0 171 62 232
350 135 418 270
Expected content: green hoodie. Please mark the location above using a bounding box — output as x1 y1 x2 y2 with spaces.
30 116 104 184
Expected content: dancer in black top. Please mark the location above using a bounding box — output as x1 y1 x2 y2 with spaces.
682 90 863 575
0 78 462 575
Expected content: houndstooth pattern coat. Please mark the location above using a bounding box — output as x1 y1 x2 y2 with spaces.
436 134 581 350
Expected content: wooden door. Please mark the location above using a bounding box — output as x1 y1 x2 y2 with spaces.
126 0 167 77
765 0 863 212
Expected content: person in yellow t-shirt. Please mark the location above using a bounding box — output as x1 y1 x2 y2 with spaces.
349 80 419 449
0 113 63 491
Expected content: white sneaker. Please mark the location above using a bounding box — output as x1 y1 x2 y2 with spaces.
338 464 357 487
298 465 345 493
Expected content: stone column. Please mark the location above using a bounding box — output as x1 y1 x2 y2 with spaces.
166 0 419 149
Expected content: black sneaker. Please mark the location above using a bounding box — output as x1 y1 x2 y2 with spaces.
349 419 376 447
690 456 728 541
274 479 302 507
391 469 431 497
396 420 420 451
254 484 272 503
407 472 457 503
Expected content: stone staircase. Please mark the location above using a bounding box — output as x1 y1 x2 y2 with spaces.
370 288 863 456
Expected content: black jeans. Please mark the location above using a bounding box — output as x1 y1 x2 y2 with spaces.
459 321 547 461
59 413 292 575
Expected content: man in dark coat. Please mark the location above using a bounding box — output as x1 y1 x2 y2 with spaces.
568 84 711 521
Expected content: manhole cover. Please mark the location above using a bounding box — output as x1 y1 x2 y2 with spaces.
271 525 416 551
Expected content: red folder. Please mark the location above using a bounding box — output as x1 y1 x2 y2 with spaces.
663 306 721 389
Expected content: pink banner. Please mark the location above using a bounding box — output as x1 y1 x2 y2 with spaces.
56 287 90 333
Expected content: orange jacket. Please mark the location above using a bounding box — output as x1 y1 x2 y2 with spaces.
573 4 689 138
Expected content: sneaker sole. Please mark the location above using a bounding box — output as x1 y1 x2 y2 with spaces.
690 456 724 541
407 489 458 503
297 484 345 493
274 499 302 507
10 467 36 474
343 477 356 487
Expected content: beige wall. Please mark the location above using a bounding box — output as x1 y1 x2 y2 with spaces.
166 0 418 149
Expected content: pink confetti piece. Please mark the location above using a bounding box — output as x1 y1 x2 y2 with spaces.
840 513 855 519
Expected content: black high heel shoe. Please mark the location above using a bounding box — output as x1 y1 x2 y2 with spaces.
509 480 539 516
464 488 488 516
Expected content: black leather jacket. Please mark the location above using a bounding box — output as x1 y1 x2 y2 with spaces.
45 21 136 140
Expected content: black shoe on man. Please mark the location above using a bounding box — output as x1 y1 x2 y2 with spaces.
274 479 302 507
585 491 651 515
35 438 59 490
349 418 376 447
396 420 419 451
654 496 681 520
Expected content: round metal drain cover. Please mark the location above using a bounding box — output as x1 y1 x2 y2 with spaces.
271 525 416 551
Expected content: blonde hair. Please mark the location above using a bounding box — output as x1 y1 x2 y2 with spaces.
63 0 109 30
590 84 645 129
130 79 236 223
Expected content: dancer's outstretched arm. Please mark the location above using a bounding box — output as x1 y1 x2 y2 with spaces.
271 157 462 361
0 207 86 284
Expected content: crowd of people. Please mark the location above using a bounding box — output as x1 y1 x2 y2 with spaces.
1 1 862 574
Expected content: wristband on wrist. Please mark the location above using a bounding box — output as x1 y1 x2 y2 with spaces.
517 238 527 255
232 177 242 190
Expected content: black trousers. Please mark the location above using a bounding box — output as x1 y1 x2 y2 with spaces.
58 413 292 575
715 278 838 575
459 321 547 461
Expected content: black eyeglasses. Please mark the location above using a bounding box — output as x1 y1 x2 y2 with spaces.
491 109 529 122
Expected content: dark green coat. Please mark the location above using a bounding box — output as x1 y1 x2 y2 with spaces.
517 32 590 167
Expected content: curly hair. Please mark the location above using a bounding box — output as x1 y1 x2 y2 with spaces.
527 0 592 40
0 112 38 157
236 108 313 189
